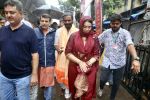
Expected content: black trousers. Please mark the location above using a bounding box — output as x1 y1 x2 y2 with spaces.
99 66 125 100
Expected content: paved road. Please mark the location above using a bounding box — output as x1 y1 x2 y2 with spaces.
38 69 135 100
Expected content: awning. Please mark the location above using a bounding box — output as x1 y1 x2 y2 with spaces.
121 4 146 18
130 10 145 20
103 20 110 24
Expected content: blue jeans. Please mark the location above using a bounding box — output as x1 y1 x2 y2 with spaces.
100 66 125 100
0 72 30 100
44 86 53 100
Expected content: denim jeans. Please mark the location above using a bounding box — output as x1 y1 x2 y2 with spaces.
44 86 53 100
100 66 125 100
0 72 30 100
108 71 113 85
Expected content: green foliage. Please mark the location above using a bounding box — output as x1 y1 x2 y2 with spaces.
68 0 80 9
58 0 80 21
58 0 80 12
103 0 124 18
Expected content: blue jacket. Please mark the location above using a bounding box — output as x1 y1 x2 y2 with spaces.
34 27 56 67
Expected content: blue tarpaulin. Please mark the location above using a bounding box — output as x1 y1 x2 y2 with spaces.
103 20 110 24
130 10 145 20
103 20 110 29
95 9 145 29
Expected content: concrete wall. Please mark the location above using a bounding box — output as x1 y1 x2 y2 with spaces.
115 0 142 14
123 20 150 44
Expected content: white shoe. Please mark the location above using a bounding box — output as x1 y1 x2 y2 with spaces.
65 93 71 99
65 88 71 99
105 82 110 86
98 89 103 97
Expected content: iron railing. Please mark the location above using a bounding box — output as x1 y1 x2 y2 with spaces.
122 45 150 100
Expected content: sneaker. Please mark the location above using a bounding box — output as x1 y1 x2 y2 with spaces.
65 93 71 99
98 89 103 97
105 82 110 86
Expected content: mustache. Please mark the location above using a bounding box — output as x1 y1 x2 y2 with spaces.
112 26 118 28
112 27 119 30
40 24 49 27
65 24 71 26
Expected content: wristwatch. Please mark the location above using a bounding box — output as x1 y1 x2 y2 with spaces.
133 57 140 61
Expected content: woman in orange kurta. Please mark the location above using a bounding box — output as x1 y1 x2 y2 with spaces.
65 16 100 100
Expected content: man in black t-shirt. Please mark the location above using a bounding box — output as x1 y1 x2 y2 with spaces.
0 0 39 100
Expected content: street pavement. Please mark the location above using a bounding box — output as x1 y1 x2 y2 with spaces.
38 68 135 100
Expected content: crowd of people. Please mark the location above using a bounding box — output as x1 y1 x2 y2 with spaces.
0 0 140 100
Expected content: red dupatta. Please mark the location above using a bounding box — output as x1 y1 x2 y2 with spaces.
65 16 99 61
74 16 95 56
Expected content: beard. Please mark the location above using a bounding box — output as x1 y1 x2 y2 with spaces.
112 27 120 32
65 24 72 30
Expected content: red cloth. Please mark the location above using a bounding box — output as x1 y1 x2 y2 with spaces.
65 16 100 100
79 16 94 37
38 67 55 87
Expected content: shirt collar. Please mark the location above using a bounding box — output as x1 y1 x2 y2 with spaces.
39 27 55 35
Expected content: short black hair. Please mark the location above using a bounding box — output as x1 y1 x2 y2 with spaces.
62 12 73 20
110 14 122 22
4 0 23 13
40 14 52 22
